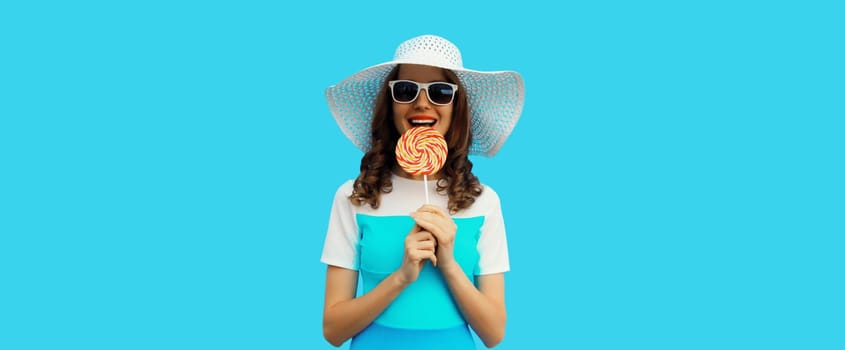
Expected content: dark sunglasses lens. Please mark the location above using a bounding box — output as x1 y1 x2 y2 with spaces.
393 82 418 102
428 83 455 104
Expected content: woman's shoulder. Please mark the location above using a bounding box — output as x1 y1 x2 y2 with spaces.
478 183 501 203
453 182 502 217
333 179 355 198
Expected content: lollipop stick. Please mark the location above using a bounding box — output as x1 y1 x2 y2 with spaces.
424 175 430 204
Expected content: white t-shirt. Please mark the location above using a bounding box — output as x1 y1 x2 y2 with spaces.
320 173 509 330
320 174 510 275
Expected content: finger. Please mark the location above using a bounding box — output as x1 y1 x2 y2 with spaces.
419 230 436 241
406 226 428 243
415 248 437 266
413 211 452 229
417 211 457 236
418 204 449 218
409 250 436 266
412 215 445 240
410 212 434 227
418 204 444 213
409 230 434 243
412 209 440 222
407 239 434 260
418 232 439 251
408 250 429 263
414 229 440 243
407 224 422 235
415 240 436 251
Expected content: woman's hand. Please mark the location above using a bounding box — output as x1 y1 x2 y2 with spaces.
396 225 438 285
410 205 458 270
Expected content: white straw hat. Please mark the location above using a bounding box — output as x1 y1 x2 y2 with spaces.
325 34 525 157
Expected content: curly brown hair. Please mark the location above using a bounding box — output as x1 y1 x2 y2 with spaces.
349 65 483 213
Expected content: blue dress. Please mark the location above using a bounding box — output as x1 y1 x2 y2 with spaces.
321 175 510 349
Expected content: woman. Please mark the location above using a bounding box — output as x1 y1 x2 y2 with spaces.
321 34 524 349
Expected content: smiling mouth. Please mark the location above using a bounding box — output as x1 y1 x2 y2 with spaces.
409 117 436 127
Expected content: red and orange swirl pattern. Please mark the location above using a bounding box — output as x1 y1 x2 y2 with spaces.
395 127 448 176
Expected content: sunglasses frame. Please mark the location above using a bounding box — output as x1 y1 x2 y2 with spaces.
387 80 459 106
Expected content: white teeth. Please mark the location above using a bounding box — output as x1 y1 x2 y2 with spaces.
410 120 435 125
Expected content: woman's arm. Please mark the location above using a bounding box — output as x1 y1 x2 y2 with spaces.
322 229 438 347
439 267 506 348
322 266 406 346
410 205 507 347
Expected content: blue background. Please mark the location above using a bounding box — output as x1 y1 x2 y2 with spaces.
1 1 843 349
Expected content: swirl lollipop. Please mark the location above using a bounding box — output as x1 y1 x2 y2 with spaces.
396 127 448 203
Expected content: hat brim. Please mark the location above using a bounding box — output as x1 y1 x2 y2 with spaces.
326 61 524 157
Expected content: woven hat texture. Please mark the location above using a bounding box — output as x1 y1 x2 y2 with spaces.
325 35 524 157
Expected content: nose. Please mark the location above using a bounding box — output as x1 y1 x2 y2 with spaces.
413 88 433 109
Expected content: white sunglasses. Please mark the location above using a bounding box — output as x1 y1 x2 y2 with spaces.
388 80 459 106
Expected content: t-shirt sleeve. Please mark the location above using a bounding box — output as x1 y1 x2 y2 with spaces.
320 181 360 270
476 186 510 275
